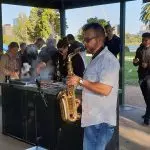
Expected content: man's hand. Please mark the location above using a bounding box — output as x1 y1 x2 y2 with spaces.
142 63 148 68
67 75 80 87
133 58 139 64
11 72 19 79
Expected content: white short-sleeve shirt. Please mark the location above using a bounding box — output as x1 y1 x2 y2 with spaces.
81 47 120 127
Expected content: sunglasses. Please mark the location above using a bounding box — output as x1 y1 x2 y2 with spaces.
83 36 97 43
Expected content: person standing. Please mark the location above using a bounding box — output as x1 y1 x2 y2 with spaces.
36 37 58 80
67 34 87 67
105 24 121 57
133 32 150 125
0 42 20 82
56 38 85 79
17 42 27 77
67 23 120 150
23 38 45 78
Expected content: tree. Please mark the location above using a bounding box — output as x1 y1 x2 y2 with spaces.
140 3 150 25
77 17 109 41
13 13 28 43
27 8 61 42
87 17 109 27
125 33 141 46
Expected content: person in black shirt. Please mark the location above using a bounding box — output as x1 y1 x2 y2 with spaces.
67 34 86 66
57 38 85 79
133 32 150 125
105 24 121 57
66 34 85 52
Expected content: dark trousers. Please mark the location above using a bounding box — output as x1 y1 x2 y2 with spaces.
140 75 150 119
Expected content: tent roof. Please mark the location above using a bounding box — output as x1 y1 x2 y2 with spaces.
2 0 135 9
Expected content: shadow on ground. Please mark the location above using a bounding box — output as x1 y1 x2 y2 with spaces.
119 105 150 150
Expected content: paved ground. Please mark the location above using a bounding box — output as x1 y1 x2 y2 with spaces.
0 107 31 150
125 85 145 108
120 85 150 150
120 106 150 150
0 85 149 150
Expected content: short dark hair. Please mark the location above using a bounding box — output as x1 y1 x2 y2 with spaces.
8 42 19 49
82 23 105 37
57 39 69 49
142 32 150 38
20 42 26 48
36 38 45 43
67 34 75 41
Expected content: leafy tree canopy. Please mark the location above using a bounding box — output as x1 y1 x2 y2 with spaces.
13 13 28 43
140 3 150 25
27 8 60 42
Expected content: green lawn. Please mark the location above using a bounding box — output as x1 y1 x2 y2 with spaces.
86 51 138 85
125 60 138 85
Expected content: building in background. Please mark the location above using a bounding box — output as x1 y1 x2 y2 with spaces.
2 24 13 36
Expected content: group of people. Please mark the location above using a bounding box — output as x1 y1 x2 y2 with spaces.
0 23 121 150
0 20 149 150
0 38 46 82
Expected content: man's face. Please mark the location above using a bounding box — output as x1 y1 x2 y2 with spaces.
20 44 26 51
142 37 150 48
83 29 101 54
105 27 113 37
10 47 19 56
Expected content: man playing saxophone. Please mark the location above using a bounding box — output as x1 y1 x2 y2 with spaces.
67 23 120 150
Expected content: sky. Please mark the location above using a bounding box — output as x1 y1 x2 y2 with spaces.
2 0 145 35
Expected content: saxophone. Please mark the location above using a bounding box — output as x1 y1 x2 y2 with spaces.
57 48 81 123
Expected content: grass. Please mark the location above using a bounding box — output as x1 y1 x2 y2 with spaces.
125 60 138 85
86 51 138 85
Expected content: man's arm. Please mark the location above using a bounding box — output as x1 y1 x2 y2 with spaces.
133 47 141 66
67 57 119 96
80 80 112 96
